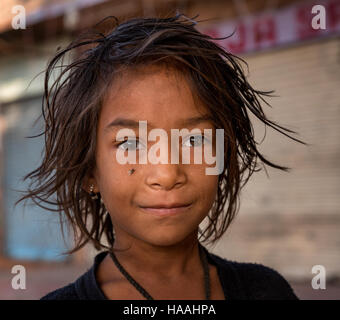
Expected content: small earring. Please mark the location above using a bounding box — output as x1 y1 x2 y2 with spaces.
128 168 135 175
89 184 98 200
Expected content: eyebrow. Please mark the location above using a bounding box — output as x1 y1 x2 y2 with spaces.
179 115 213 127
104 115 213 132
104 118 141 132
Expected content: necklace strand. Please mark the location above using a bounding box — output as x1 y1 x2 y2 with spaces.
108 243 211 300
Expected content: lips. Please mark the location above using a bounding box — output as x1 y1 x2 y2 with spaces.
140 202 191 209
138 202 193 217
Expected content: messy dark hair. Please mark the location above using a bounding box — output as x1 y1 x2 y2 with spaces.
16 14 304 255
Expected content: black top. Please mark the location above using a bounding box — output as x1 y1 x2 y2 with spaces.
40 246 299 300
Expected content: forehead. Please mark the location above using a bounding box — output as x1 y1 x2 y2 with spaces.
98 65 209 130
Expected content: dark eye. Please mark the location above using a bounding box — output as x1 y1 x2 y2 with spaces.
117 139 141 151
183 135 205 147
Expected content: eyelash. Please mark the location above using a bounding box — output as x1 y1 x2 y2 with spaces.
116 135 210 150
182 134 210 147
116 138 142 151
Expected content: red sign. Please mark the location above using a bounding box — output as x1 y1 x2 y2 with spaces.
199 0 340 54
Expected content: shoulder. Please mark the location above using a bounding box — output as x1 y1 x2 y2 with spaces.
234 261 298 299
40 251 109 300
40 282 79 300
210 253 299 300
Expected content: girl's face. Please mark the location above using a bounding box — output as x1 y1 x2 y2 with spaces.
92 65 219 247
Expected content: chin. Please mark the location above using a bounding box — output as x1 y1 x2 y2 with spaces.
140 230 198 247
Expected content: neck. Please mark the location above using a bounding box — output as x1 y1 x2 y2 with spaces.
111 232 202 280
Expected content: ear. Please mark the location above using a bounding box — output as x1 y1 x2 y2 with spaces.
82 173 99 194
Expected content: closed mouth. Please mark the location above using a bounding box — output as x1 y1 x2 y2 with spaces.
138 203 193 216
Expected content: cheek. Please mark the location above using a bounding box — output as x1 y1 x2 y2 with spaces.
96 152 132 206
202 177 219 206
96 140 126 181
102 168 131 197
189 168 218 206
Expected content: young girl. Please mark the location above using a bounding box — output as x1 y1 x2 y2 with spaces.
18 14 302 300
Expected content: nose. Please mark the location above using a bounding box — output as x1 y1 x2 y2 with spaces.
145 163 187 191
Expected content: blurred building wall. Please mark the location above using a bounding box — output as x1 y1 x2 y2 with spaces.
0 40 77 262
211 36 340 281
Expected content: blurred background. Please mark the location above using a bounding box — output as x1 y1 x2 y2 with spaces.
0 0 339 300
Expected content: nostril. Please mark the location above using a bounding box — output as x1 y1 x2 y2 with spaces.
145 166 187 191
